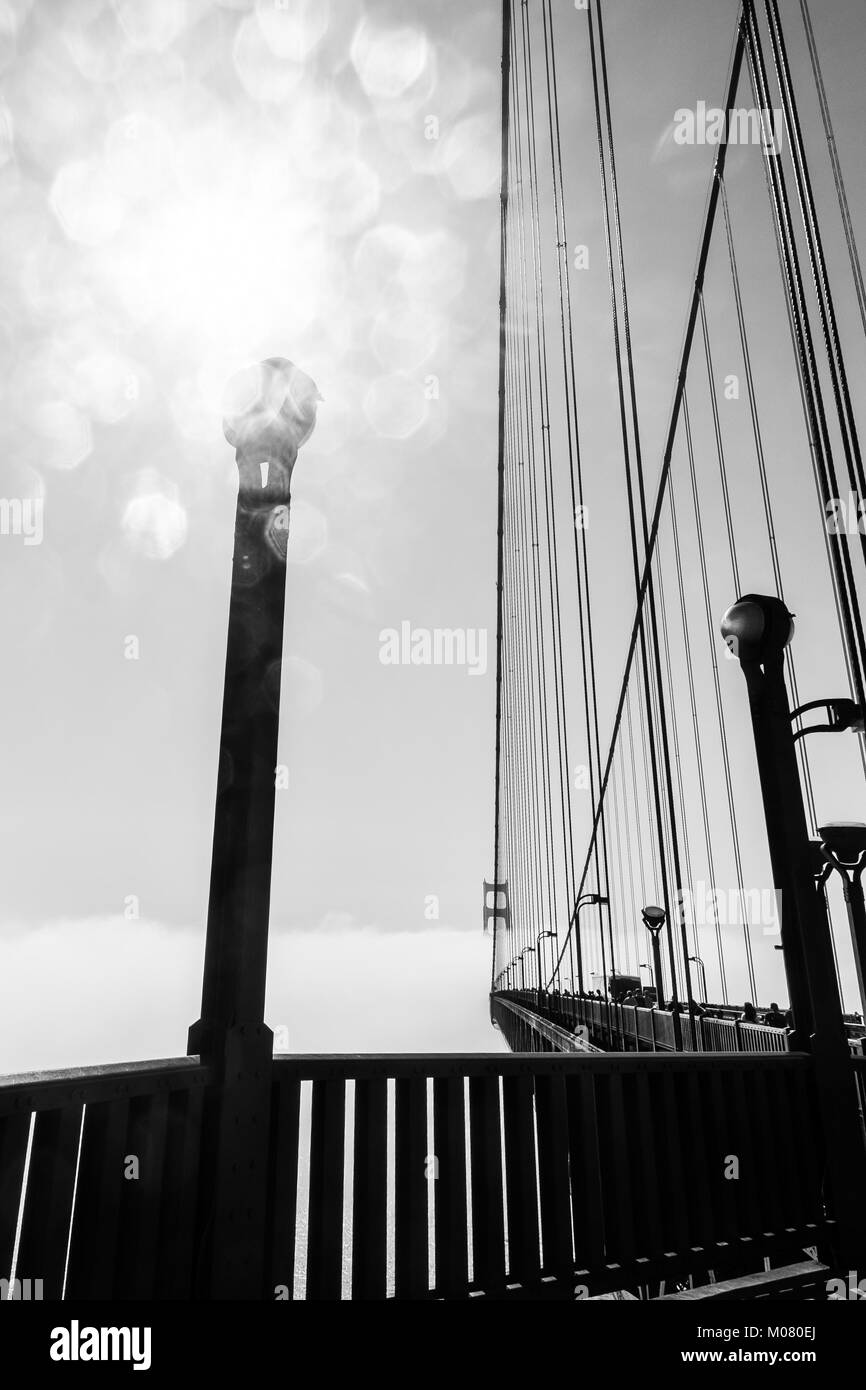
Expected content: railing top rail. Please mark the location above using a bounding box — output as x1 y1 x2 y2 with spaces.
0 1055 212 1115
0 1037 820 1110
272 1051 811 1080
739 1020 791 1035
495 996 600 1052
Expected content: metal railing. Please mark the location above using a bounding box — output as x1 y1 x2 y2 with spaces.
491 996 601 1052
273 1045 831 1298
0 1057 211 1300
0 1045 833 1300
501 989 793 1054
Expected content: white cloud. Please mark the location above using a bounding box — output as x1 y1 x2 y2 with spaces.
0 918 505 1075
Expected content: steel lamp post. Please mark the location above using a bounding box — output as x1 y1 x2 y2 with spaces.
721 592 866 1267
642 906 666 1007
570 892 608 994
818 822 866 1020
536 929 556 1008
187 358 321 1297
689 954 709 1003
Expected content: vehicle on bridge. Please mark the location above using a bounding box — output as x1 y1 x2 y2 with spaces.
591 972 641 1002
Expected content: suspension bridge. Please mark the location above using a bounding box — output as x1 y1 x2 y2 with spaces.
487 0 866 1298
2 0 866 1304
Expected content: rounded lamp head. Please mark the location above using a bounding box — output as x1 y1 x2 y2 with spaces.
642 905 666 925
819 821 866 865
720 594 794 664
222 357 323 462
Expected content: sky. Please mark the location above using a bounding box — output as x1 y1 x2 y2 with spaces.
1 0 866 1072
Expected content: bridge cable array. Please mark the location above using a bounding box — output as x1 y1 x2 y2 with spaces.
492 0 866 1027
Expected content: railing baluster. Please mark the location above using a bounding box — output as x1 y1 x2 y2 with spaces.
0 1114 30 1282
705 1068 738 1245
749 1065 783 1236
433 1077 468 1297
394 1076 429 1299
352 1078 387 1300
788 1062 824 1226
567 1072 605 1271
596 1069 635 1265
16 1105 82 1300
468 1076 505 1292
264 1075 301 1301
155 1087 205 1301
502 1074 539 1284
534 1073 572 1278
631 1068 664 1261
66 1099 129 1299
766 1061 804 1232
658 1069 690 1253
727 1064 760 1239
683 1068 713 1249
306 1078 346 1301
115 1093 170 1299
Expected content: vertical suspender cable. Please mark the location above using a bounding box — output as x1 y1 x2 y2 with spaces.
549 13 747 989
589 0 691 1011
668 472 729 1001
492 0 512 985
542 0 613 949
745 0 866 710
799 0 866 345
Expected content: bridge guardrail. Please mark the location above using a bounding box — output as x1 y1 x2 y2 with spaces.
501 991 794 1056
0 1042 837 1300
275 1040 833 1298
0 1056 212 1300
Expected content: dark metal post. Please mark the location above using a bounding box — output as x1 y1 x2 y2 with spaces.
643 905 675 1040
572 893 607 995
536 929 555 1010
188 358 321 1298
841 872 866 1018
722 600 812 1038
689 954 708 1003
722 594 866 1268
818 826 866 1021
575 908 585 994
649 931 664 1006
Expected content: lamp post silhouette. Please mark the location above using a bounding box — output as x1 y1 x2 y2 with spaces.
642 906 666 1008
536 929 556 1007
721 592 866 1266
570 892 608 993
818 822 866 1020
519 946 533 991
689 954 708 1003
190 359 322 1061
187 358 321 1296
